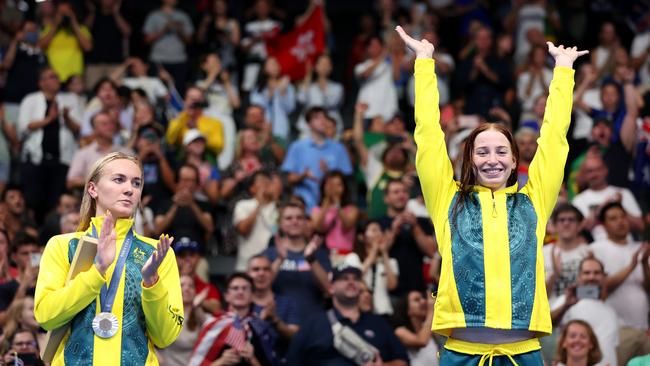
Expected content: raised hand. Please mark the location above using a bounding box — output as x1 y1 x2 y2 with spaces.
546 42 589 68
95 210 117 276
395 25 434 59
141 234 174 287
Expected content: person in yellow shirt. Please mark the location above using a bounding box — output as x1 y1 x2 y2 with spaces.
35 152 183 365
166 86 224 160
396 26 588 365
39 2 92 82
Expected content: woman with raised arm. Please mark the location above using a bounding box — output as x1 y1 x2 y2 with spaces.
396 26 588 365
34 152 183 365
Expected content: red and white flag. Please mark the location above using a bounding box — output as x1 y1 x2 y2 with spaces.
266 5 326 81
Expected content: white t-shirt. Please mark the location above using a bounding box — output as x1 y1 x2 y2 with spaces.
571 186 642 240
542 243 591 300
573 87 602 140
354 59 398 122
363 258 399 315
590 239 648 330
513 4 547 65
407 338 439 366
631 31 650 86
516 68 553 112
123 77 168 103
551 295 619 366
233 198 278 271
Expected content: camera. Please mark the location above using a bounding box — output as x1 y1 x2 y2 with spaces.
332 323 378 365
576 284 600 300
189 101 209 109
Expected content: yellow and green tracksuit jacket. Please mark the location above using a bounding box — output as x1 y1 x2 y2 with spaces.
35 216 184 365
414 59 574 339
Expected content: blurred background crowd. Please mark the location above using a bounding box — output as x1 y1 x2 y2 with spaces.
0 0 649 365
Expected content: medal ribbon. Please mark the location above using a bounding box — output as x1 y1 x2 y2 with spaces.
92 224 134 313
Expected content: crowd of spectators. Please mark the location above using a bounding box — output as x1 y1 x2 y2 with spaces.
0 0 649 365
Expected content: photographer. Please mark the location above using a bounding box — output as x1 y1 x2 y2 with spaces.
550 257 619 366
287 262 408 366
2 329 44 366
165 87 224 160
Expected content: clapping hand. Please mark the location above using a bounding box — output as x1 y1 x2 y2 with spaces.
141 234 174 287
95 210 117 276
546 42 589 68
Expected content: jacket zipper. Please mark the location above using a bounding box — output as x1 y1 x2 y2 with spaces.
491 192 497 218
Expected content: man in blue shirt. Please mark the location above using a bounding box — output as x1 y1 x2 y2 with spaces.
286 262 408 366
282 107 353 212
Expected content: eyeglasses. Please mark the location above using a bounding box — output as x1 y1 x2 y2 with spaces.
228 286 252 292
13 340 37 348
556 217 578 223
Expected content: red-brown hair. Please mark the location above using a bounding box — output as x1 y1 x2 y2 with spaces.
555 320 603 365
453 123 519 216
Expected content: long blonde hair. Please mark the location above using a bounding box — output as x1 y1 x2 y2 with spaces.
77 152 143 232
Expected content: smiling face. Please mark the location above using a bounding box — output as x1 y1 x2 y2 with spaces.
88 159 143 218
562 322 593 360
472 129 517 191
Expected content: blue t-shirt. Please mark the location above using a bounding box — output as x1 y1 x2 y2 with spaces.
261 245 331 323
281 138 352 212
286 308 408 366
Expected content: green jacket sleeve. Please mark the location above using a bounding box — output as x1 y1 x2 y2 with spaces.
141 249 184 348
521 67 575 221
414 58 457 235
34 234 107 330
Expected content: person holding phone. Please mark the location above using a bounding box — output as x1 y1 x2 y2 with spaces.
34 152 183 365
396 25 587 365
550 257 619 366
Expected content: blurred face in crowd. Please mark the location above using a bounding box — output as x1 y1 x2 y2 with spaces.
358 281 373 312
67 75 85 95
600 84 620 111
264 57 281 78
93 112 117 140
248 256 273 291
323 174 344 201
201 53 222 74
180 275 196 305
4 189 25 216
331 272 361 306
533 95 546 119
323 116 337 138
364 222 383 245
279 206 306 239
599 22 616 45
407 290 428 319
162 0 177 7
554 210 581 242
530 46 546 68
241 129 261 153
88 159 143 219
515 130 538 164
184 87 206 119
578 259 605 287
366 37 383 59
384 116 405 136
581 156 608 189
39 68 60 95
308 110 328 137
185 137 207 157
130 58 148 77
134 103 155 125
177 250 200 276
226 277 253 310
591 121 612 147
177 166 199 193
245 106 265 129
472 129 517 191
12 243 40 270
58 193 80 216
475 27 493 54
60 211 80 233
250 173 271 199
21 297 39 329
561 322 594 361
602 206 629 241
315 54 332 78
383 145 407 171
97 81 119 108
213 0 227 15
11 330 38 356
384 180 409 211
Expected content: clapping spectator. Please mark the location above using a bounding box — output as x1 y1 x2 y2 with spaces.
38 1 92 82
393 291 438 366
143 0 194 95
80 78 132 145
1 329 44 366
249 57 296 142
311 171 359 264
355 220 398 315
83 0 130 89
354 35 398 122
196 0 240 71
110 57 169 104
517 45 553 116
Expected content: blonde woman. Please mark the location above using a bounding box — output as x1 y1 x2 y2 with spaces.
35 152 183 365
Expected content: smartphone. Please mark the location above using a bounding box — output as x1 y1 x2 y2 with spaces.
29 252 42 268
576 284 600 300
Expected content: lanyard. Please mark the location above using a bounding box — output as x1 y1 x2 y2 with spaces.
91 224 134 313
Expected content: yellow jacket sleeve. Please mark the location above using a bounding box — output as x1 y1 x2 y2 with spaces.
166 113 188 147
199 116 224 155
141 249 184 348
414 58 457 239
521 67 575 221
34 234 107 330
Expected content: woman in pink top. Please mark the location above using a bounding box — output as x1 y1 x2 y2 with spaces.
311 171 359 264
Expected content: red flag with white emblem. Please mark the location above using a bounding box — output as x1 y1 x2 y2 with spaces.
265 5 326 81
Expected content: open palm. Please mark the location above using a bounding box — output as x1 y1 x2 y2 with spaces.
395 26 434 59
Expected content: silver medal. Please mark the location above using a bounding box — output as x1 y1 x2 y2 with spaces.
92 312 119 338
